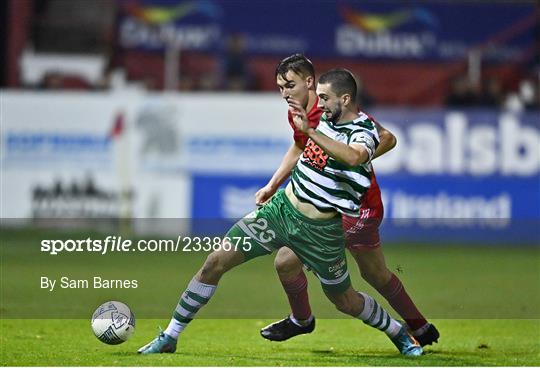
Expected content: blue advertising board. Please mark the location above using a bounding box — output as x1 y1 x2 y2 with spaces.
190 109 539 243
117 0 535 62
191 174 269 235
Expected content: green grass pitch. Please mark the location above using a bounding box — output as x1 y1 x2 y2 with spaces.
1 228 539 366
2 319 539 366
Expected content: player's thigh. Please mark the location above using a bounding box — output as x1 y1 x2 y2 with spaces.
343 215 382 251
289 223 351 295
225 190 291 263
225 219 277 262
196 245 247 281
206 247 246 272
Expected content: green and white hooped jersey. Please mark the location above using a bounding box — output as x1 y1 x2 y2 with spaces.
291 112 379 217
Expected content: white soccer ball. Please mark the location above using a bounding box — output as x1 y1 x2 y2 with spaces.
91 301 135 345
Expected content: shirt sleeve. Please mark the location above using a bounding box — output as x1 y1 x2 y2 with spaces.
350 129 379 163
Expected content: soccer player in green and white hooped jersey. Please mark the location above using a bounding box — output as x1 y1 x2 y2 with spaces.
290 109 377 216
137 69 423 357
258 54 438 347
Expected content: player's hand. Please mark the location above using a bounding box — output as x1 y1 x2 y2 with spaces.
287 98 310 133
255 184 277 206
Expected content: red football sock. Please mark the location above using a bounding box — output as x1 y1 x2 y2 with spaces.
280 271 312 321
377 273 428 331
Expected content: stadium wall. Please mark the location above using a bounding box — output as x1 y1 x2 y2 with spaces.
1 92 538 243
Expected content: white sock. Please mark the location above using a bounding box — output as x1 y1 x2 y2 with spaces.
165 278 217 339
357 292 402 338
164 318 186 339
290 314 314 327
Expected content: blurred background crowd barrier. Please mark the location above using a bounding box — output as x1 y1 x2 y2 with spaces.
1 0 539 244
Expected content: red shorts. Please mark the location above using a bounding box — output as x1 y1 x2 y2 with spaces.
342 172 384 251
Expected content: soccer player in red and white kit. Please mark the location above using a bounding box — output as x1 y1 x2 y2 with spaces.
255 54 439 346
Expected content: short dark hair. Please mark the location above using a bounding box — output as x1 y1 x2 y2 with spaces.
318 68 357 102
275 53 315 80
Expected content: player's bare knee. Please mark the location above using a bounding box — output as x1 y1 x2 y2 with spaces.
200 251 226 280
274 247 302 278
327 291 362 317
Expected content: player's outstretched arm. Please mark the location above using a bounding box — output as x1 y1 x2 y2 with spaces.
373 121 397 159
255 142 303 205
